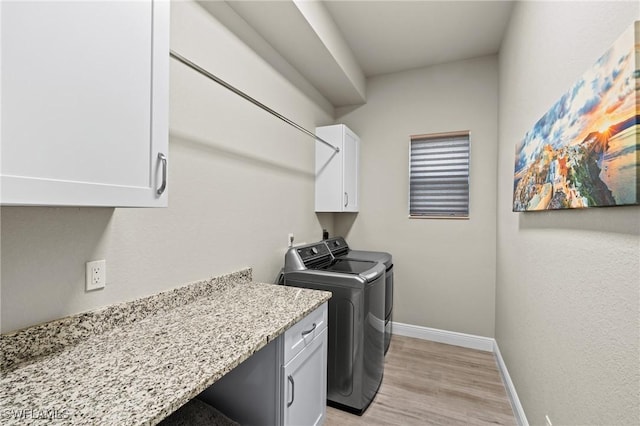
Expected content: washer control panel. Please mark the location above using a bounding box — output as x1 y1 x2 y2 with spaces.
297 243 331 263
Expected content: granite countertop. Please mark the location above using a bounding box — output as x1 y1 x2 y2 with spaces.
0 269 331 425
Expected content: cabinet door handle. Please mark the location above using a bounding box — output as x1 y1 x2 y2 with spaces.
287 375 295 407
157 153 167 195
344 192 348 207
301 322 316 337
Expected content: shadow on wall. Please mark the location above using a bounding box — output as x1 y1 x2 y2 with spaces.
333 212 358 238
335 105 365 120
518 205 640 235
1 207 114 328
170 130 315 181
315 212 335 238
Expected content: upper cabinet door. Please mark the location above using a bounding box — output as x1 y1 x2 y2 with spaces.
0 0 169 207
315 124 360 212
342 127 359 212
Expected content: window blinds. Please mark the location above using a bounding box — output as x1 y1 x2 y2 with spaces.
409 131 469 218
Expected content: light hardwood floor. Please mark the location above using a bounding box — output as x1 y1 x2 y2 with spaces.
326 335 516 426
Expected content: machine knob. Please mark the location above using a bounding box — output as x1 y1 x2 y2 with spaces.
311 247 319 255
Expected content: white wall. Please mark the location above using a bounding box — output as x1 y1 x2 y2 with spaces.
0 1 334 333
335 56 498 337
497 2 640 425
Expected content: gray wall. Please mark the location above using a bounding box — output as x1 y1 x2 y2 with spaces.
497 2 640 425
335 55 499 337
0 1 334 333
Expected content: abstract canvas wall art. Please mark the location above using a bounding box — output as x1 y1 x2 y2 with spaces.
513 21 639 211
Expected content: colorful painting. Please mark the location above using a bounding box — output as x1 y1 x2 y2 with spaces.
513 21 639 211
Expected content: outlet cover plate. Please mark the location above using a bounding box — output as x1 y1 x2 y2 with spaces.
86 260 106 291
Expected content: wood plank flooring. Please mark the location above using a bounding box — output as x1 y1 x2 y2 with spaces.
326 335 516 426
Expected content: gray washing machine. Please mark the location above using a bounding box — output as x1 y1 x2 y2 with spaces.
282 242 385 415
324 237 393 355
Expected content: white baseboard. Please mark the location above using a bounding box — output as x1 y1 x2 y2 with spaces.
392 321 494 352
391 321 528 426
493 341 529 426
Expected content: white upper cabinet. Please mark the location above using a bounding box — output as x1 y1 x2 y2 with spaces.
315 124 360 212
1 0 169 207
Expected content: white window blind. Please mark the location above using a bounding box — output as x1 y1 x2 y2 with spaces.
409 131 469 218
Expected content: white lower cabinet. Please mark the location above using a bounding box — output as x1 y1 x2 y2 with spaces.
197 303 328 425
283 327 327 426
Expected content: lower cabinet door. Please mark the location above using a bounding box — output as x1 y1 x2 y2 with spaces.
283 327 327 426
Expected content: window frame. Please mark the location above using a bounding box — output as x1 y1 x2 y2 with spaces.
408 130 470 219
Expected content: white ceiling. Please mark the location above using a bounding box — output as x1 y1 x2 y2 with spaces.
201 0 515 109
324 1 514 77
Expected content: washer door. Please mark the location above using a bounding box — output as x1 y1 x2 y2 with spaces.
320 259 378 275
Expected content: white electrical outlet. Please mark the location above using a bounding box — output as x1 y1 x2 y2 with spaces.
288 233 295 247
86 260 106 291
545 415 553 426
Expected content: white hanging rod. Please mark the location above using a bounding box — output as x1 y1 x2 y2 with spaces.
170 50 340 153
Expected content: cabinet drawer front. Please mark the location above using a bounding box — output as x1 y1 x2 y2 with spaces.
284 303 327 364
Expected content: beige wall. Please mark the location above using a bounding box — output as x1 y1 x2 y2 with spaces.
0 1 334 333
335 56 499 337
497 2 640 425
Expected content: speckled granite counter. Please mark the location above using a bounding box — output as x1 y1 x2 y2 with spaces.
0 268 331 425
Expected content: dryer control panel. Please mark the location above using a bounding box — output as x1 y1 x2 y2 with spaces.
324 237 349 257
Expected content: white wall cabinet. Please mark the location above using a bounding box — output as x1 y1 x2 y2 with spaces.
315 124 360 212
0 0 169 207
198 303 328 425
